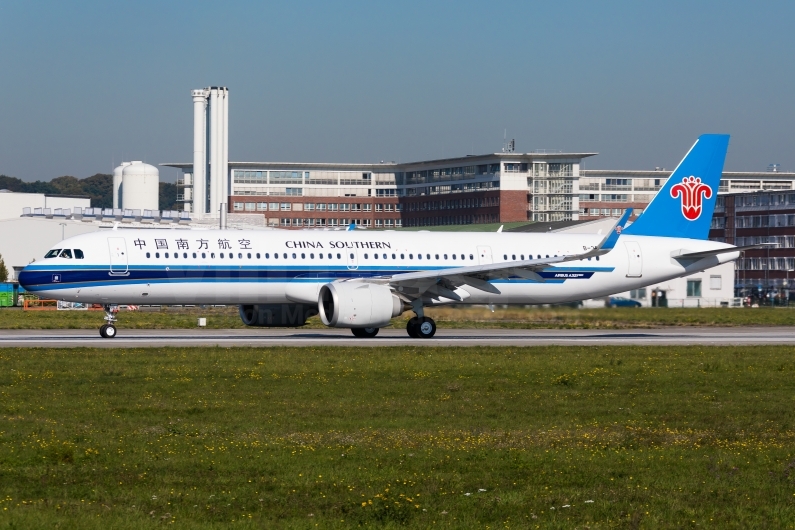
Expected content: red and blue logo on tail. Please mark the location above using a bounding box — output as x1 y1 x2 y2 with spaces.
623 134 729 239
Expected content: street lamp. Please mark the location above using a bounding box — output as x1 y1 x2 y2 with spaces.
58 222 66 241
787 269 794 307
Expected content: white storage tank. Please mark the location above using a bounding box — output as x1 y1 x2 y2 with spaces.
121 161 159 211
112 162 131 209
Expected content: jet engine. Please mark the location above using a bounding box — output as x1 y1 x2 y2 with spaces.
318 282 404 328
238 303 318 327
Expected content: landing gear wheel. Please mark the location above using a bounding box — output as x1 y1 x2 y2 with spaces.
417 317 436 339
100 324 117 339
406 317 420 338
351 327 379 338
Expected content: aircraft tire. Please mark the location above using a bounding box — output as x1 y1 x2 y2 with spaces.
417 317 436 339
406 317 420 338
351 327 379 338
99 324 107 338
103 324 117 339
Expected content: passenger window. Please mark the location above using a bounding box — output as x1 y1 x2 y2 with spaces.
349 253 354 259
165 252 170 258
45 249 61 258
146 252 151 258
248 253 252 259
192 253 197 258
202 253 206 258
310 253 314 259
512 255 516 260
183 253 188 258
155 252 160 258
444 254 448 259
301 253 305 259
373 254 377 259
283 253 287 259
75 249 84 259
220 253 224 258
256 253 260 259
435 254 439 259
337 253 341 259
211 253 215 258
392 254 396 259
521 255 524 260
383 253 387 259
229 254 234 259
452 255 456 260
426 254 430 259
469 254 474 260
239 253 243 259
59 249 73 259
273 253 277 259
504 255 507 260
400 254 405 259
265 253 269 258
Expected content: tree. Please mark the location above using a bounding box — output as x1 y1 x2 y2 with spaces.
0 253 8 283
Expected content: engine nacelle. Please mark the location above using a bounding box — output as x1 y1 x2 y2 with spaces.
318 282 403 328
238 303 318 327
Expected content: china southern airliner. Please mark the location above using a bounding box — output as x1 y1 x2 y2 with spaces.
19 135 751 339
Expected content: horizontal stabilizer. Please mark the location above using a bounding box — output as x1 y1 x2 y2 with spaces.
671 243 775 260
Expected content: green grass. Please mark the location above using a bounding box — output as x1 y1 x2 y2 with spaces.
1 345 795 528
1 305 794 330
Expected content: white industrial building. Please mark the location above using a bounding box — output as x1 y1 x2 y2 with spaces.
0 190 91 221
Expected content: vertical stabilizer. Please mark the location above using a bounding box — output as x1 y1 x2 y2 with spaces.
623 134 729 239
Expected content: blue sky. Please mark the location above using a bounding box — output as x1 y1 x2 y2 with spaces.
0 0 792 181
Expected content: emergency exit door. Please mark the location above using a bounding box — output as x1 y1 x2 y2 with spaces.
624 241 642 278
477 246 493 265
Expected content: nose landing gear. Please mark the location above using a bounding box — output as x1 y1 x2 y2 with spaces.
99 305 118 339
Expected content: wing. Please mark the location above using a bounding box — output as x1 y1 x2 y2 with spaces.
369 209 634 302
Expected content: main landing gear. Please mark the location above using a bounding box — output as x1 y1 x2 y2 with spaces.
99 305 118 339
351 327 379 338
406 316 436 339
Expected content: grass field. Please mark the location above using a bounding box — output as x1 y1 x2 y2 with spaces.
1 345 795 528
1 305 795 330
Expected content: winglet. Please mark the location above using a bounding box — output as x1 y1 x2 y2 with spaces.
497 225 503 233
347 222 356 231
599 208 633 251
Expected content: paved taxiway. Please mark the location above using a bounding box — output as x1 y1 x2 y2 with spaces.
0 327 792 347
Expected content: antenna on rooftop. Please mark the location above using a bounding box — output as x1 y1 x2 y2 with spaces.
501 130 515 153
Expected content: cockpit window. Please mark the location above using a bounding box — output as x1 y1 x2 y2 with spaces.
59 249 73 259
44 249 61 258
74 249 84 259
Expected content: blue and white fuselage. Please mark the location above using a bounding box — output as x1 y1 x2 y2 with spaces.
19 229 735 306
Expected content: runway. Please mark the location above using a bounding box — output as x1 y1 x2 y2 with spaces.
0 327 792 348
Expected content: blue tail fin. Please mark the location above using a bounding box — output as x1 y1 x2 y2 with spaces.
623 134 729 239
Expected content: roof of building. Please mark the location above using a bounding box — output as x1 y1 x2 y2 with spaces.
582 169 795 179
161 151 598 171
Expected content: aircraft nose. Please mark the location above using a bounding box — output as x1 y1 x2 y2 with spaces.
17 265 37 290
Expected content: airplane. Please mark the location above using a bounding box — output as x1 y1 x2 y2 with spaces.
19 134 752 339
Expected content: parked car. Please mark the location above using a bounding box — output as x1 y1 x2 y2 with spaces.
607 296 642 308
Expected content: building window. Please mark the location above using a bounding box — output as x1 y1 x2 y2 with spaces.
257 202 267 211
710 275 722 290
687 280 702 297
244 202 256 211
629 288 646 299
280 203 291 211
233 202 244 211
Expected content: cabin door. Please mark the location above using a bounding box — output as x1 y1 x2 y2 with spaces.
625 241 642 278
477 246 493 265
108 237 128 274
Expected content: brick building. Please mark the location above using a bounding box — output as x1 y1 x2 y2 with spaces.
709 190 795 303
